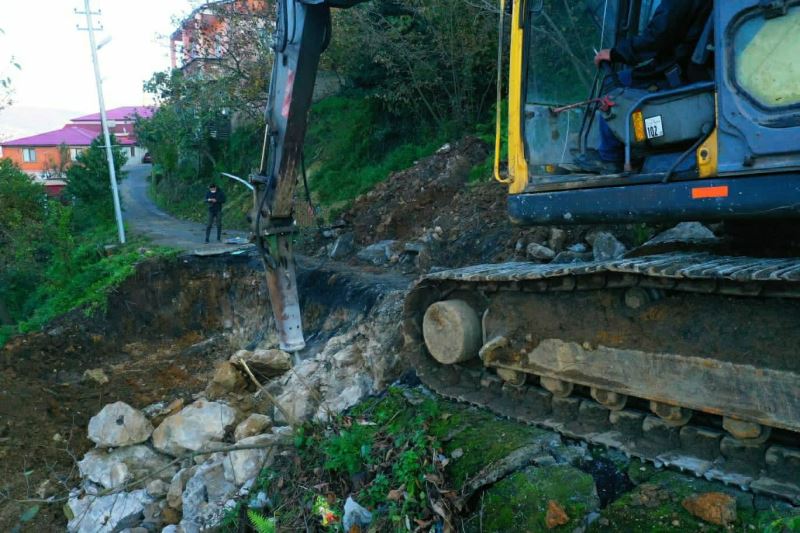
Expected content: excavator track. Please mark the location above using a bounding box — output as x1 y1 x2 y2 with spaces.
403 253 800 504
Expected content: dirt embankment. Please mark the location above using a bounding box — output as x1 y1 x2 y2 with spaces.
0 255 267 529
301 136 660 272
0 251 407 531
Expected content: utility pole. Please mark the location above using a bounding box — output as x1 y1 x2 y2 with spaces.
76 0 126 244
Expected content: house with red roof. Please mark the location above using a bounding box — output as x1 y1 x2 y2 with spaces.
0 106 154 188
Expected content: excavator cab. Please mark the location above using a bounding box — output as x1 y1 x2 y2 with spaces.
504 0 800 225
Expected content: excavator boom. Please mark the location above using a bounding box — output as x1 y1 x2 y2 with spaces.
253 0 367 351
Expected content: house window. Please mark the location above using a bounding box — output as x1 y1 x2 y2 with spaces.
130 147 135 157
22 148 36 162
70 148 84 160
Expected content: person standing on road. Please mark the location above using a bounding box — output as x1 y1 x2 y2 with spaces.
205 183 226 243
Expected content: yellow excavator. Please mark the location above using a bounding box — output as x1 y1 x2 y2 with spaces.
251 0 800 503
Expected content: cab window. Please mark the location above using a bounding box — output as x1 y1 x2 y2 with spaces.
733 5 800 109
526 0 618 105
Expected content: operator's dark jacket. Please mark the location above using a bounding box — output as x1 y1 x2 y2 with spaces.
611 0 713 82
206 188 226 214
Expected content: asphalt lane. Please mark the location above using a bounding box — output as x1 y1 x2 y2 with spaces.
119 165 246 251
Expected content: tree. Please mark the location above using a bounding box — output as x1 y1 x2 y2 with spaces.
0 158 45 324
173 0 275 119
140 1 275 182
324 0 502 130
43 143 70 179
65 134 128 224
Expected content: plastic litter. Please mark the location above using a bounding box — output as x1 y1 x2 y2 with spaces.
343 496 373 532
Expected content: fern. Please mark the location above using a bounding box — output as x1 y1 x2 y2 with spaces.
247 510 276 533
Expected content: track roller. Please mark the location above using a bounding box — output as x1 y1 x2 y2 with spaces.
540 377 574 398
724 417 772 444
591 387 628 410
650 401 692 427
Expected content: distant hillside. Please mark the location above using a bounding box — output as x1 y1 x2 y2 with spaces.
0 106 87 142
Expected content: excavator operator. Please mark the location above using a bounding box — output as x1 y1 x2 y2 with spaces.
574 0 713 174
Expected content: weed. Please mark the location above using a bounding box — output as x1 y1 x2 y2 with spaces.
247 509 276 533
631 223 653 246
766 515 800 532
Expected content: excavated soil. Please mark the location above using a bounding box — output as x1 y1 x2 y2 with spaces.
0 252 406 531
300 136 665 270
0 255 265 529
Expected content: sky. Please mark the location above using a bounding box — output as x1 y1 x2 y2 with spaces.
0 0 203 135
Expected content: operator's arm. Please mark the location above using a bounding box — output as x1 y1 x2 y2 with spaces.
611 0 697 66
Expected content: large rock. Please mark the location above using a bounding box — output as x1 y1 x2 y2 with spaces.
88 402 154 448
316 380 371 423
181 460 237 529
590 232 627 261
223 433 279 485
66 489 153 533
78 445 176 490
205 361 246 399
234 414 273 441
682 492 737 526
231 348 292 378
644 222 717 247
265 291 404 425
329 233 355 259
469 464 599 532
356 240 398 265
152 400 237 457
526 242 556 261
274 387 317 424
167 466 198 510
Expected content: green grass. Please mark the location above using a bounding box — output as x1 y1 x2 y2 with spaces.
304 95 447 214
2 224 177 346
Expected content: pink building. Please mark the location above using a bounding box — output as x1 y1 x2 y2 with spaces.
0 106 154 183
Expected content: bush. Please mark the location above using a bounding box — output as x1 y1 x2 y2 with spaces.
0 156 174 347
66 134 128 225
304 95 446 210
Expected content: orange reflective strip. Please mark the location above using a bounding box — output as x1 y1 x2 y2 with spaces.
692 185 729 199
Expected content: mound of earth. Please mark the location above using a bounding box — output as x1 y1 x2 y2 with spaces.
301 136 684 272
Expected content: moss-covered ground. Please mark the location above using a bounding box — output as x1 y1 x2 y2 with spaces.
223 387 800 532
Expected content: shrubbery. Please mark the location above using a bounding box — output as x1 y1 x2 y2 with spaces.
0 139 173 347
135 0 503 223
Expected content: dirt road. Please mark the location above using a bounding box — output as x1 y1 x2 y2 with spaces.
120 165 246 250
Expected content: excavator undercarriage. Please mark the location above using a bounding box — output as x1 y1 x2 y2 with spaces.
253 0 800 507
404 254 800 503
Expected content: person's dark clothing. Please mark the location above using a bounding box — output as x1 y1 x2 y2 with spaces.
611 0 712 83
206 210 222 242
206 188 225 213
205 188 225 242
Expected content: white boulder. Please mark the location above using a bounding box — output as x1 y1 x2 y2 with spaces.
78 445 175 490
66 489 153 533
223 433 279 486
152 400 237 457
88 402 153 448
181 460 237 529
234 414 273 441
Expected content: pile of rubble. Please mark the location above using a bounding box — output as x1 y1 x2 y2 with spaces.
64 291 405 533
